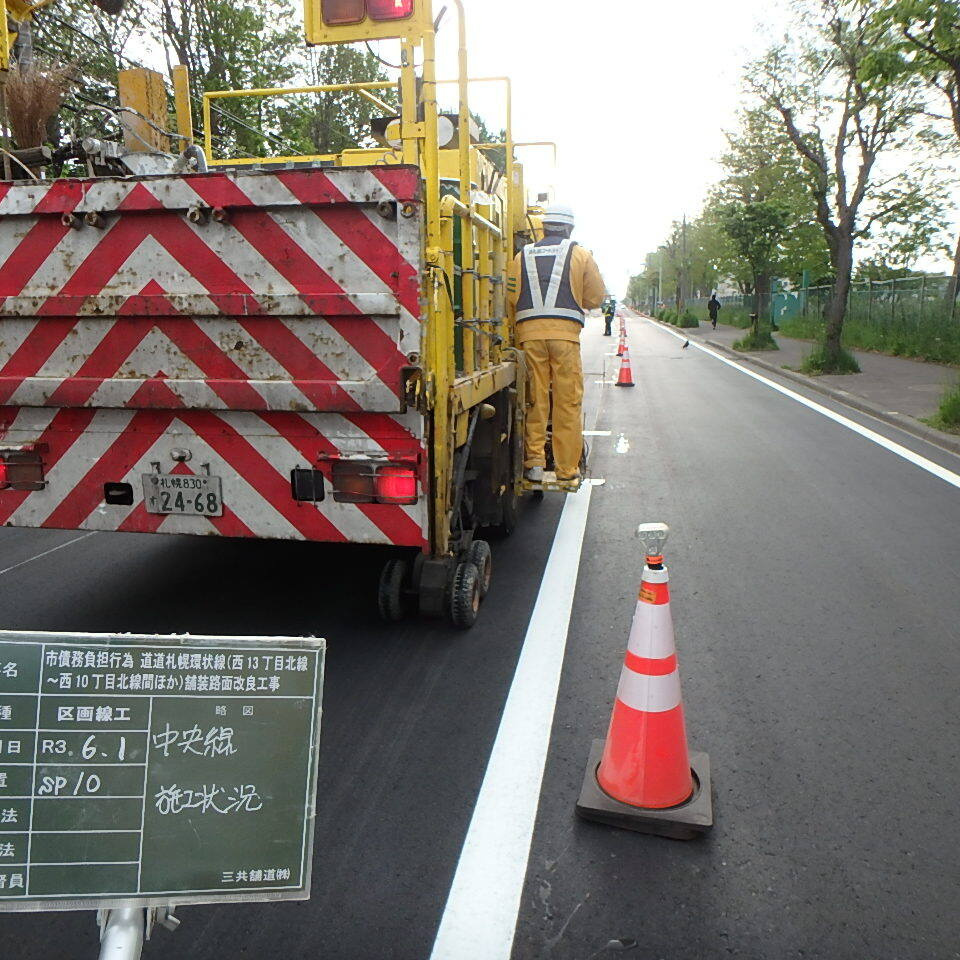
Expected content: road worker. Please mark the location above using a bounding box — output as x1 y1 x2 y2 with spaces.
507 204 605 483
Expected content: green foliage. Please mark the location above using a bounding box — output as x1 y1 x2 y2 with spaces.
711 108 830 287
931 379 960 430
677 308 700 328
801 344 862 375
33 0 393 161
733 327 779 351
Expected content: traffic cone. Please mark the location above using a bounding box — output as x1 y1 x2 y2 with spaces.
616 332 626 357
576 523 713 839
615 347 635 387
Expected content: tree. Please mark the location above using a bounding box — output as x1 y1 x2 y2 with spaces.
749 0 937 372
866 0 960 296
712 108 831 294
717 200 792 317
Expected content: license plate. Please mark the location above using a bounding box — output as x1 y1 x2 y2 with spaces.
142 474 223 517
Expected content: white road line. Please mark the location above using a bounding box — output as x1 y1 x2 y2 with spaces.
0 532 98 577
647 318 960 491
430 484 594 960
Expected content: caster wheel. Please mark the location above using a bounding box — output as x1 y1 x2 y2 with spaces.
378 558 408 623
449 561 481 629
467 540 492 598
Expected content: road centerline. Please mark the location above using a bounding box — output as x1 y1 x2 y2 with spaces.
429 483 594 960
0 531 98 577
645 317 960 490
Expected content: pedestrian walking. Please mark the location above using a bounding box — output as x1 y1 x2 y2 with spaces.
708 293 721 330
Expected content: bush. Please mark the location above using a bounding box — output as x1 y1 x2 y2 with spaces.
800 343 861 375
733 327 779 351
678 309 700 328
928 379 960 431
658 308 677 325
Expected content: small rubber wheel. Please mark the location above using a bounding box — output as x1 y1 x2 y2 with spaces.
449 561 481 629
377 558 408 623
467 540 492 598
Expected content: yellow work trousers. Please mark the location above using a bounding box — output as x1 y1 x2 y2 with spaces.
523 338 583 478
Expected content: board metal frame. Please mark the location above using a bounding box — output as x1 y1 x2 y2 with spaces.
0 630 325 913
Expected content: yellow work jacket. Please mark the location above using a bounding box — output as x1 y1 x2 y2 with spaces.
507 240 606 344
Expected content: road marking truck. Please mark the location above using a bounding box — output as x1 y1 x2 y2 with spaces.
0 0 563 627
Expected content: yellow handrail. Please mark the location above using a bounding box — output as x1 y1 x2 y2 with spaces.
202 81 399 165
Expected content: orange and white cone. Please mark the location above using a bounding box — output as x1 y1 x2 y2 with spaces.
576 523 713 838
616 332 626 357
615 347 635 387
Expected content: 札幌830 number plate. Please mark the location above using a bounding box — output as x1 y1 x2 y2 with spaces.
142 473 224 517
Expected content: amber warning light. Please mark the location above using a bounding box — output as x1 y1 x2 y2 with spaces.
322 0 414 24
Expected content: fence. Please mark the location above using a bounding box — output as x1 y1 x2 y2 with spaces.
676 275 960 364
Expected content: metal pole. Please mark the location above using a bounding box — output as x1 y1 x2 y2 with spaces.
98 909 144 960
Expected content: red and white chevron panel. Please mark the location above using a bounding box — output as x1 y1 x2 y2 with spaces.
0 166 429 547
0 404 428 547
0 166 422 413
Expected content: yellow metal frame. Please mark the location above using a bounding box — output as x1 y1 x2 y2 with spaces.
201 81 399 166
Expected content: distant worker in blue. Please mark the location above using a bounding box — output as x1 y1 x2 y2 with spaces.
507 204 606 483
602 296 617 336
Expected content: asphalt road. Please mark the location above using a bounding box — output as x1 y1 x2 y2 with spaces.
1 316 959 959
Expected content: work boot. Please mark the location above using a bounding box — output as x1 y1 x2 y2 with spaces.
556 470 581 482
524 466 544 482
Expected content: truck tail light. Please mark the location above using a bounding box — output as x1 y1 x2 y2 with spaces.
321 0 365 24
375 465 418 504
331 461 418 504
367 0 414 19
0 461 7 489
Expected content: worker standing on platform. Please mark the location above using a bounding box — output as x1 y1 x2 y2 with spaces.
508 204 605 483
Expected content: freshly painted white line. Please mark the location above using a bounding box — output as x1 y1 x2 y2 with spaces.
648 319 960 491
430 484 594 960
582 430 612 437
0 531 98 577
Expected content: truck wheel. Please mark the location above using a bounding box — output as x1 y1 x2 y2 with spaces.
449 561 481 629
467 539 492 598
378 558 408 623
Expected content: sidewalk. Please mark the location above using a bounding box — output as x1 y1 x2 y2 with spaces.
657 317 960 454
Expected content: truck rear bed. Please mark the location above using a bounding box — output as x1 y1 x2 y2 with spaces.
0 166 428 548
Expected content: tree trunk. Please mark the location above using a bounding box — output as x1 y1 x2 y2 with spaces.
824 236 854 367
945 232 960 307
755 272 770 322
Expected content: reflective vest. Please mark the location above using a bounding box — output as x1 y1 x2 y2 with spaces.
515 238 584 326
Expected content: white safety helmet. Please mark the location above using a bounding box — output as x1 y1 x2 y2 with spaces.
542 203 575 229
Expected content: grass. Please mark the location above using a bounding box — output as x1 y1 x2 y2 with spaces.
779 311 960 366
924 379 960 432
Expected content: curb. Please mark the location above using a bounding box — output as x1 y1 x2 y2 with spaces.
634 313 960 458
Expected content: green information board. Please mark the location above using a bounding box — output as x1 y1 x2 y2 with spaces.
0 630 325 911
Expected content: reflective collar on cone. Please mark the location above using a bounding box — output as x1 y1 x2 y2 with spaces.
615 665 682 713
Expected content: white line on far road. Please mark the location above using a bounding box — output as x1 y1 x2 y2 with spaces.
0 531 98 577
649 319 960 491
430 483 594 960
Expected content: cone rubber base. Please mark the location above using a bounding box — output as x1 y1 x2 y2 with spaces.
575 739 713 840
614 382 635 387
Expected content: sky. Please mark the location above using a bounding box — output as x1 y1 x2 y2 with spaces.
425 0 792 296
131 0 951 294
